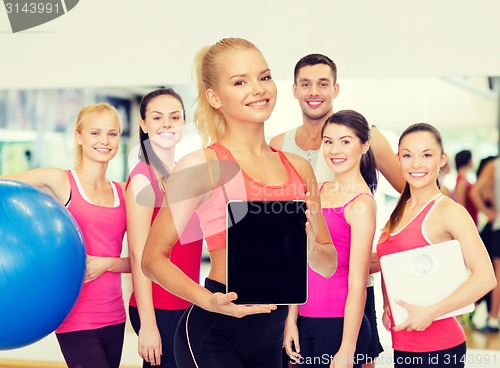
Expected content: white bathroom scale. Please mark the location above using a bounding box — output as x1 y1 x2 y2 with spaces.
380 239 474 325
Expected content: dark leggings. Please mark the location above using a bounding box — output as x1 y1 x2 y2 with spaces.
129 305 186 368
360 286 384 361
174 278 288 368
56 322 125 368
297 315 371 368
394 342 466 368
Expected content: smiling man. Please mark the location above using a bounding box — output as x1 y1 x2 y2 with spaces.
270 54 338 167
271 54 404 368
270 54 404 191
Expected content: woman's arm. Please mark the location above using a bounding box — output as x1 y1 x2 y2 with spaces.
84 255 130 282
141 150 276 317
454 179 468 208
1 168 70 204
380 276 392 331
334 196 376 365
370 126 405 193
126 173 162 365
394 200 496 332
283 305 301 361
269 133 285 150
434 202 496 314
142 151 213 307
286 153 337 278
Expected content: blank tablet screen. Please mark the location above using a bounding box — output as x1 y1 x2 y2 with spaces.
226 200 308 305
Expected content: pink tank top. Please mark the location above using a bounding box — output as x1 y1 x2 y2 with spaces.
196 142 306 252
377 194 466 352
56 170 127 333
300 186 372 318
126 161 203 310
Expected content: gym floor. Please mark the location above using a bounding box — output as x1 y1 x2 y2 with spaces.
1 265 500 368
1 328 499 368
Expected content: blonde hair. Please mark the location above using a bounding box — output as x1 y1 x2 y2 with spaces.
193 38 259 147
74 102 122 168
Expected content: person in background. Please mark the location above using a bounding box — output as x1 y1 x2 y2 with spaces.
126 88 203 367
284 110 377 368
378 123 495 367
454 149 478 226
462 155 497 329
270 53 398 368
2 102 131 368
471 155 500 333
141 38 337 368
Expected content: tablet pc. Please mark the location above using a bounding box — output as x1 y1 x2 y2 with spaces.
226 200 308 305
380 239 474 326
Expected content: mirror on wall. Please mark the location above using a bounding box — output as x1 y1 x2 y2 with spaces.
0 76 498 183
0 88 138 180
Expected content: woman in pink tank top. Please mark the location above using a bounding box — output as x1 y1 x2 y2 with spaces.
284 110 377 368
126 88 203 368
141 38 338 368
2 103 131 368
377 123 495 367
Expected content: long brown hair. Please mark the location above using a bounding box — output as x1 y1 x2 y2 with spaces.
381 123 443 237
137 88 185 190
322 110 378 193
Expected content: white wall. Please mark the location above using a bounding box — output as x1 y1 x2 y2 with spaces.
1 1 499 134
1 1 500 89
267 78 498 137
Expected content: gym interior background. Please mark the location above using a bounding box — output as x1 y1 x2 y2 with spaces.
1 1 500 367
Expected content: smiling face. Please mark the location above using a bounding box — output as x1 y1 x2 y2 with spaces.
293 63 339 123
140 94 184 151
76 111 120 164
398 131 447 189
206 48 277 125
322 123 368 176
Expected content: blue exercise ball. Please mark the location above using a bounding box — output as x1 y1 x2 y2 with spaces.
0 179 86 350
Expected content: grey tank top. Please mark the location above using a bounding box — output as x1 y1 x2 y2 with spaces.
281 128 319 166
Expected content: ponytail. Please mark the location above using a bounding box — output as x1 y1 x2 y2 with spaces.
381 182 411 240
193 46 225 147
361 148 378 194
193 38 259 147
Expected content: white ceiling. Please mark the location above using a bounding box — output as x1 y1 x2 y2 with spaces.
0 1 499 134
1 0 500 89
